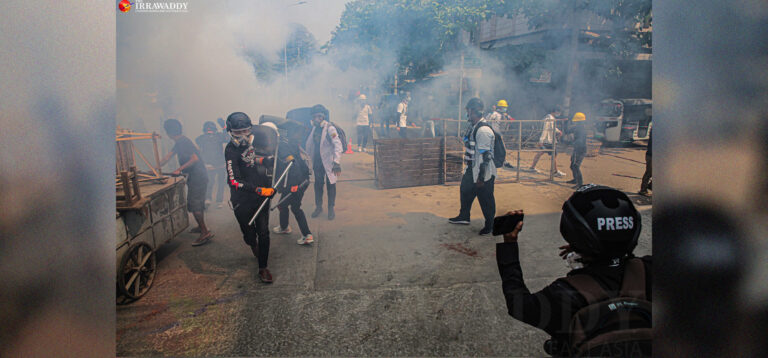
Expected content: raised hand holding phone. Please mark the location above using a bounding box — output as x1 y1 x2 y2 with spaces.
493 210 524 242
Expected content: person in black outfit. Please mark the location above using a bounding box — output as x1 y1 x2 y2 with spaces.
497 185 651 356
565 112 587 188
195 120 229 208
638 129 652 196
272 121 314 245
448 98 497 236
158 118 213 246
224 112 277 283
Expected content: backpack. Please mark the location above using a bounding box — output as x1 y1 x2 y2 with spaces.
472 122 506 167
326 122 348 153
560 258 652 357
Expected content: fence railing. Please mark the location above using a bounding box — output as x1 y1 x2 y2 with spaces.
432 118 567 184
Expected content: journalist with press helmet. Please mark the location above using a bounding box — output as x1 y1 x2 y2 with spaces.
496 184 651 357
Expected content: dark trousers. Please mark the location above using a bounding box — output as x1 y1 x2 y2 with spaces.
205 167 227 202
640 153 652 192
356 125 371 149
570 150 585 186
233 198 270 269
278 188 311 236
458 170 496 230
398 126 408 138
313 165 336 209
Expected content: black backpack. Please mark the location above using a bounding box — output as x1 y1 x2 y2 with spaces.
326 122 348 153
559 258 652 357
472 122 506 167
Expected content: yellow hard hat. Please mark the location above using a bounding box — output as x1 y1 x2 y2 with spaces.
496 99 508 108
572 112 586 122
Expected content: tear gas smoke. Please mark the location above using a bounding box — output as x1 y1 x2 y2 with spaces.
0 1 115 356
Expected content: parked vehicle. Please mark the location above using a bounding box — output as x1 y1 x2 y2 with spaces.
593 98 652 144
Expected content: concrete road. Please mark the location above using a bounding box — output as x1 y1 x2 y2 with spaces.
116 144 652 357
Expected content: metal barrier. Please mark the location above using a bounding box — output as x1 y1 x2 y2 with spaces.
432 118 567 184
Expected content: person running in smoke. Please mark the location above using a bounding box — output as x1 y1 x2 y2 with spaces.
354 94 374 152
195 119 229 208
528 106 566 177
565 112 587 188
158 118 213 246
305 104 343 220
449 98 497 236
272 120 314 245
224 112 276 283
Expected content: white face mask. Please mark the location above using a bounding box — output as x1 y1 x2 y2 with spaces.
230 128 252 147
566 252 584 270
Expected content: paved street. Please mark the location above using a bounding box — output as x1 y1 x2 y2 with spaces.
117 144 652 357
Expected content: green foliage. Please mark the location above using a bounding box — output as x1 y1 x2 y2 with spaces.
327 0 650 85
329 0 499 79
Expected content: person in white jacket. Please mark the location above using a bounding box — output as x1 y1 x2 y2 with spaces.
305 104 343 220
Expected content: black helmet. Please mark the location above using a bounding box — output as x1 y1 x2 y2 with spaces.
310 104 328 119
203 121 217 133
225 112 252 132
466 97 484 112
560 184 641 260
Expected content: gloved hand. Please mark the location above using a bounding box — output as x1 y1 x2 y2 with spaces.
290 185 299 193
255 156 274 166
217 117 226 129
332 162 342 175
255 187 275 197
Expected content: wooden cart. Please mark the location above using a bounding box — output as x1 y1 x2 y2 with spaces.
115 128 189 304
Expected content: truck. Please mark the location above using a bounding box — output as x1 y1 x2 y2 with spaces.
593 98 652 144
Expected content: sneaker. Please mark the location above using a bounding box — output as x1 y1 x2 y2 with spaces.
311 208 322 218
638 190 650 197
565 179 577 184
297 234 314 245
479 227 492 236
503 162 515 169
217 203 224 208
273 226 292 234
328 208 335 220
555 170 566 177
448 216 470 225
258 268 273 283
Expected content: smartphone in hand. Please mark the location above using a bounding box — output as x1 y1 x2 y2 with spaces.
492 213 524 236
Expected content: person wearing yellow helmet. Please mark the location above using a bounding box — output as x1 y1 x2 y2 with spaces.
486 99 510 132
565 112 588 188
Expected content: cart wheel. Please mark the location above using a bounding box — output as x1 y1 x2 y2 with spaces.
117 242 156 301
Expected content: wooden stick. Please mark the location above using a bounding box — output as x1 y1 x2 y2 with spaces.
134 147 161 178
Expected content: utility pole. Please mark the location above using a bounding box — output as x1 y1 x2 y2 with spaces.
284 44 288 80
394 63 398 94
563 6 580 118
457 52 465 136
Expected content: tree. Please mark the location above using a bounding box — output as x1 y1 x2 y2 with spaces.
328 0 497 82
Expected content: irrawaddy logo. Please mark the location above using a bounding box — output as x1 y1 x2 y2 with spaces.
118 0 189 13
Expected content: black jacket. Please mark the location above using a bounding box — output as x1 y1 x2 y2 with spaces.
567 122 587 153
225 141 272 204
496 242 652 344
275 138 311 192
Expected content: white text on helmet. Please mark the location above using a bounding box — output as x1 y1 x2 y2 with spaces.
596 216 634 231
